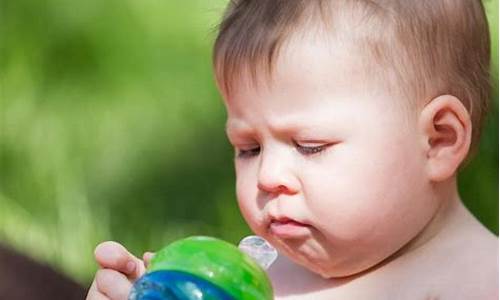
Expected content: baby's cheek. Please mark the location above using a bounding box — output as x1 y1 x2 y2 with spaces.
308 159 428 260
235 176 264 233
307 173 391 242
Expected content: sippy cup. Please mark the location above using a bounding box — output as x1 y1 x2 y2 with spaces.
129 235 277 300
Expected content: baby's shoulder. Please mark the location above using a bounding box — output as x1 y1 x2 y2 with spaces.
449 226 498 297
407 224 498 299
449 218 498 276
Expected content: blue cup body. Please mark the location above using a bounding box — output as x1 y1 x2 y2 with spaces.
129 270 235 300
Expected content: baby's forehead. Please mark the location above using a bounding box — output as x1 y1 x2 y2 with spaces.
216 6 407 104
274 32 379 87
224 40 408 120
226 31 401 110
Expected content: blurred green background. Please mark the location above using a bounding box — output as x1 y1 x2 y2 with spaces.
0 0 498 287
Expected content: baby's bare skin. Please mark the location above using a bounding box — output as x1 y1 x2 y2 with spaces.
269 195 498 300
86 242 153 300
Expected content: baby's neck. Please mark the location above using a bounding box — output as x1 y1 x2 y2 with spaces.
384 178 468 263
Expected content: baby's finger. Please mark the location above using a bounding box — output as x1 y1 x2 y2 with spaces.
95 269 132 300
95 241 144 279
142 252 155 268
86 280 109 300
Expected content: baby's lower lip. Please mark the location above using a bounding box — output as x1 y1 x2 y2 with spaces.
269 220 311 239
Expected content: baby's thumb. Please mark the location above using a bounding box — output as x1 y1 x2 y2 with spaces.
94 241 146 280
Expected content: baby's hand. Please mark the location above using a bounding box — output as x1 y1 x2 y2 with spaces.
86 241 155 300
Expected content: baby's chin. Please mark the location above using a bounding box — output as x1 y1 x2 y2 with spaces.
269 236 385 279
289 251 380 279
251 220 389 278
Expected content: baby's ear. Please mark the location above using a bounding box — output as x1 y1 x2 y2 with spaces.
418 95 472 182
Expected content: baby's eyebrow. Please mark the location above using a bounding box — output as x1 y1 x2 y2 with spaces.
225 120 254 138
226 121 339 141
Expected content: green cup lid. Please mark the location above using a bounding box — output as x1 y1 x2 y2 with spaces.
148 236 273 300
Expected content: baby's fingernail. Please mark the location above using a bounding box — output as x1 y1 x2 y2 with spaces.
126 261 136 273
143 252 154 261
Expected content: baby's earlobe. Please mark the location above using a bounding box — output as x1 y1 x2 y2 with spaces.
419 95 472 182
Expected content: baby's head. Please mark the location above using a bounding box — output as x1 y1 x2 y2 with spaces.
213 0 491 277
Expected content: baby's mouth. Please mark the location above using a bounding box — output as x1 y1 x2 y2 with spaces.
268 217 312 239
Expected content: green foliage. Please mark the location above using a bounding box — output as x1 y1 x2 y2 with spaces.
459 0 499 234
0 0 497 286
1 0 248 284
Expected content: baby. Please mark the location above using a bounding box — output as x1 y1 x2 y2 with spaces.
86 0 498 299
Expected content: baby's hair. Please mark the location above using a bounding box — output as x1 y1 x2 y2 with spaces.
213 0 491 158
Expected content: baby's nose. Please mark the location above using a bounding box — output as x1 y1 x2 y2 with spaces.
257 150 299 195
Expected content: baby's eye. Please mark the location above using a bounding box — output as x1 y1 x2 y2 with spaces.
294 141 331 156
236 146 260 159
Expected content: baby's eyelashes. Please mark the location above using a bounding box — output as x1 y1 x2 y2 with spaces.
294 143 328 155
236 146 260 158
235 141 337 159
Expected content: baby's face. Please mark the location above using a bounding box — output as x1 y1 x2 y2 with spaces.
223 37 438 277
